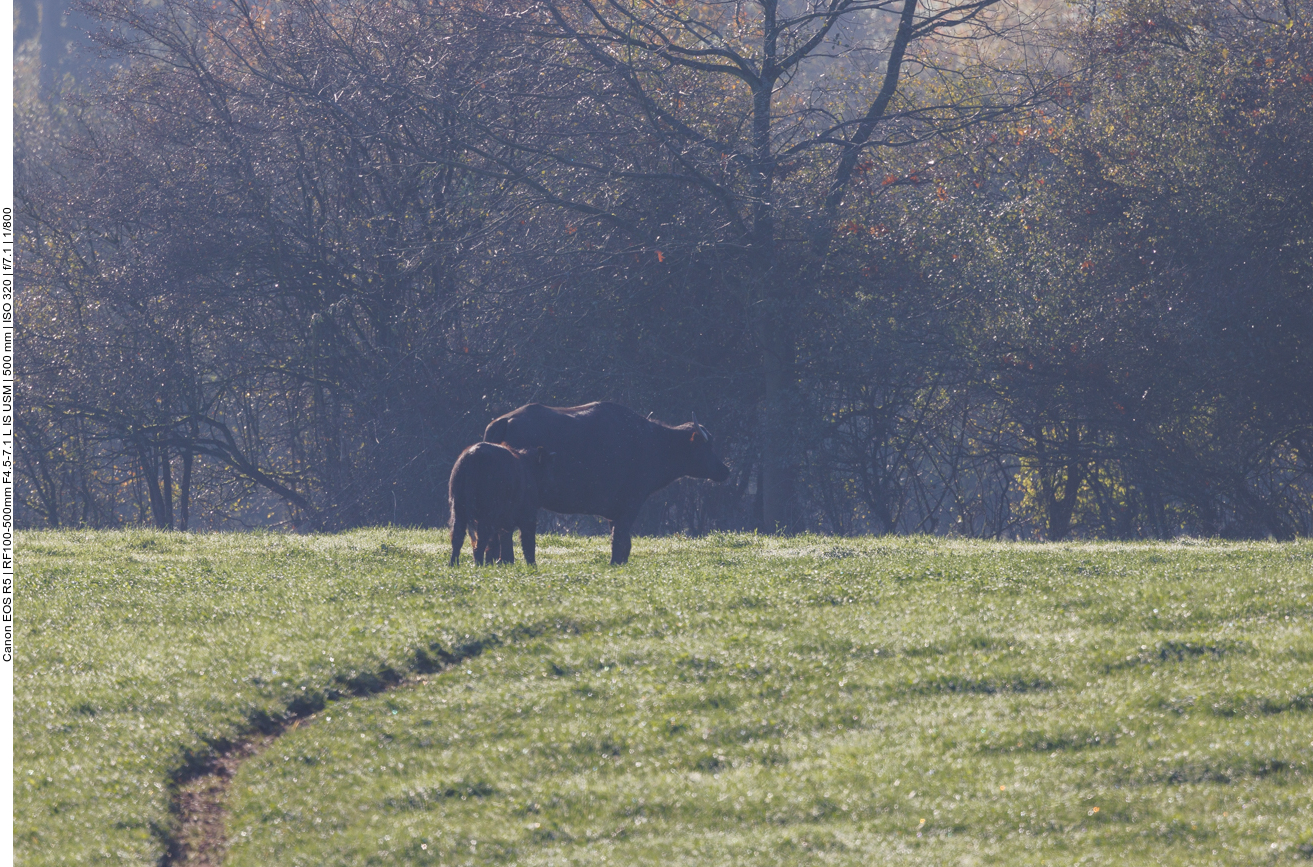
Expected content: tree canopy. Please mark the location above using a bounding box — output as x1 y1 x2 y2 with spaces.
15 0 1313 537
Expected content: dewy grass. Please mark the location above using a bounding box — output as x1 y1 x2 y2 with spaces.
16 531 1313 865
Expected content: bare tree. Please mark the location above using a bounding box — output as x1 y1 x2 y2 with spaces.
471 0 1053 529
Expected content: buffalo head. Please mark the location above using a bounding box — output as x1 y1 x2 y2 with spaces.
682 413 731 482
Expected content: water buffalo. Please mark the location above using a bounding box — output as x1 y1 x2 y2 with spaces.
448 442 554 566
483 402 731 564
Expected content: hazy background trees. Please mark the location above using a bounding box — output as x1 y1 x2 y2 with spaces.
15 0 1313 537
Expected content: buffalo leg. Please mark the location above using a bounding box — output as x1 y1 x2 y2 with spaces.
497 529 516 565
449 520 466 567
520 516 537 565
473 525 491 566
609 515 637 565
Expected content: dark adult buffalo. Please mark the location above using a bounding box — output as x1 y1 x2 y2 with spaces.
448 442 553 566
483 402 731 564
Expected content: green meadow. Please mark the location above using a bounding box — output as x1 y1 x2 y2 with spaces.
16 531 1313 865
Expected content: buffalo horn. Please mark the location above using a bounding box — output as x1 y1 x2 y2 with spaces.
691 412 709 441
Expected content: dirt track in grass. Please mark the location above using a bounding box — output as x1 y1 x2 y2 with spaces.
163 662 491 865
166 734 276 867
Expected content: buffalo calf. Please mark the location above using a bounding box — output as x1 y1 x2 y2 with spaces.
449 442 553 566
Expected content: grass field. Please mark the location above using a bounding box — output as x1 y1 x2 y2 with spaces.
16 530 1313 865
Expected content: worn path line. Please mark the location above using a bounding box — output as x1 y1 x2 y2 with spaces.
159 638 499 866
164 732 280 867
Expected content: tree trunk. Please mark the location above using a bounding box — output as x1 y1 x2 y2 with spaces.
16 420 61 527
160 441 174 529
748 44 804 533
179 445 193 531
1040 423 1084 540
136 438 171 529
1045 461 1083 540
178 415 200 531
760 336 800 532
